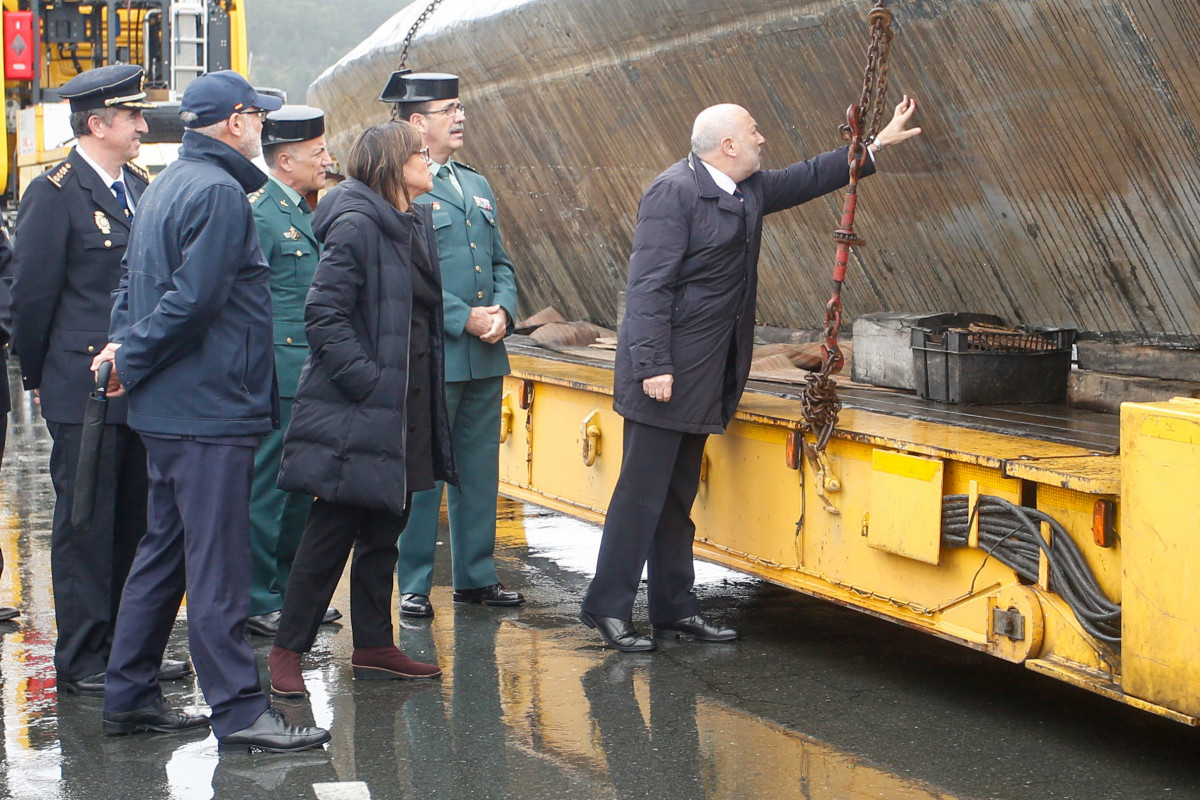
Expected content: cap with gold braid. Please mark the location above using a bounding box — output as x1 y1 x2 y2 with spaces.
58 64 154 112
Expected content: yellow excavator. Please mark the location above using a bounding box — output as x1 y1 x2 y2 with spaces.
0 0 250 217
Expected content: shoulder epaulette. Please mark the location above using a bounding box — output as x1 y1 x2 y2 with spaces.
45 160 74 189
248 187 267 205
125 161 151 184
453 160 479 174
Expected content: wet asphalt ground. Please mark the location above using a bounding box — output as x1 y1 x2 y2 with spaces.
1 379 1199 800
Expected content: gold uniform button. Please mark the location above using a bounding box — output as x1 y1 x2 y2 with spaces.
470 243 477 250
104 239 112 247
475 266 482 273
294 250 303 256
286 337 293 344
87 345 95 353
465 220 472 227
476 291 484 299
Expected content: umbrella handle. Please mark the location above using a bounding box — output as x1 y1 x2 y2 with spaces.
95 360 112 398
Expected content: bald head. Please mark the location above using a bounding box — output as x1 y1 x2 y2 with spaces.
690 104 765 182
691 104 749 156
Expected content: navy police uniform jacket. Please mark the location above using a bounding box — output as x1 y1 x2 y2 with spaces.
613 146 874 434
110 131 276 437
10 148 148 423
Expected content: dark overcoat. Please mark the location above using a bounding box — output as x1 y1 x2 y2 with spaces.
277 179 456 517
613 147 874 434
10 148 147 423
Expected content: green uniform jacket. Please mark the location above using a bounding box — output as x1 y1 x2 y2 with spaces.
420 161 518 382
250 179 319 397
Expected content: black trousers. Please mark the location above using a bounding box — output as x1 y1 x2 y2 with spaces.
104 437 268 738
275 497 411 653
46 421 147 680
582 419 707 624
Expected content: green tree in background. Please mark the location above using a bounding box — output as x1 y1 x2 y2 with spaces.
246 0 414 104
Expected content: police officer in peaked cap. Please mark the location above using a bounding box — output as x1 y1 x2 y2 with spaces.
9 63 191 696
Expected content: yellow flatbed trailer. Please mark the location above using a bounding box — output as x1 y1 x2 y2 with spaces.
498 344 1200 725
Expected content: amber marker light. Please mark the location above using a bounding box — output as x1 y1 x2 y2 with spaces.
518 379 534 410
785 430 803 470
1092 499 1115 547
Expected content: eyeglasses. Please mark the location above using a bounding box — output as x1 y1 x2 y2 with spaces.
419 145 432 165
419 102 465 118
239 108 268 122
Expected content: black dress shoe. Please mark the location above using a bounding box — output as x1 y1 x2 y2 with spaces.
579 609 656 652
0 606 19 622
452 583 525 606
322 606 343 624
399 593 434 618
218 707 331 753
102 695 211 735
58 671 107 696
158 659 192 681
245 610 282 637
653 614 739 643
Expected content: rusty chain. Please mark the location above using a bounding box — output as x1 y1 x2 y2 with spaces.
396 0 444 70
801 1 893 453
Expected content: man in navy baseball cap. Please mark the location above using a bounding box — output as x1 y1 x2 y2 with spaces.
179 70 282 129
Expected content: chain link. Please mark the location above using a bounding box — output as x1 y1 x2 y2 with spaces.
397 0 444 70
802 2 893 452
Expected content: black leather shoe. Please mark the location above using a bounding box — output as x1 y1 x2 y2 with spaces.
321 606 343 624
218 707 331 753
400 593 434 618
653 614 739 643
452 584 525 606
59 671 107 696
0 606 19 622
158 659 192 681
102 695 210 735
245 610 282 637
579 609 656 652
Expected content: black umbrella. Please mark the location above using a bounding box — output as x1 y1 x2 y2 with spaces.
71 361 112 531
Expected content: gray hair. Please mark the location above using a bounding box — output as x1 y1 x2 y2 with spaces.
69 106 120 138
189 119 226 139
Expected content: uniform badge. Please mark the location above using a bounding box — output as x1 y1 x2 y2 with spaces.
473 196 493 212
431 201 441 211
284 226 301 241
94 211 111 235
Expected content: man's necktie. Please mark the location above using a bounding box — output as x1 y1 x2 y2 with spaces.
438 164 462 198
112 180 131 217
733 187 745 200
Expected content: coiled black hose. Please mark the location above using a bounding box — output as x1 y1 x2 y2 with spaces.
941 494 1121 644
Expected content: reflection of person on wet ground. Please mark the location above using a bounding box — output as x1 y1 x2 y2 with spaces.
582 655 704 800
384 616 509 799
0 230 19 622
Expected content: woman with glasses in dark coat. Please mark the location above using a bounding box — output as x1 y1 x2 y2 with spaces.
269 121 456 697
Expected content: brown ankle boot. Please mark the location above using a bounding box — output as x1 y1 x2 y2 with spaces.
352 645 442 680
268 645 307 697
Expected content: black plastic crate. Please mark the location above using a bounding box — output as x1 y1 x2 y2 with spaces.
911 326 1075 405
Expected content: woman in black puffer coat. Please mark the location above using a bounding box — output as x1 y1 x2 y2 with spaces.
269 122 456 696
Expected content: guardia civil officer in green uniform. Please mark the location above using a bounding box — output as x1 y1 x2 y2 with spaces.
245 106 341 637
385 71 524 616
